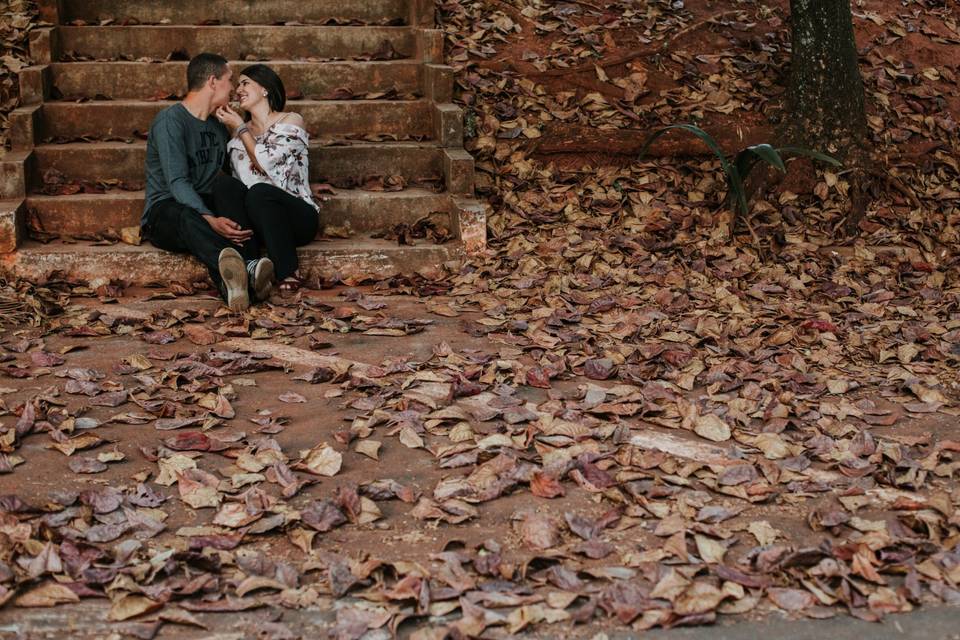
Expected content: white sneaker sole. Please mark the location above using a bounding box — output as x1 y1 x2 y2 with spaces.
252 258 275 302
218 248 249 312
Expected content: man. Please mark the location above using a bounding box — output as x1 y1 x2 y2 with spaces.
141 52 273 311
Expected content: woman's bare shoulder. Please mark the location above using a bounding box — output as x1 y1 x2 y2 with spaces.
282 112 305 128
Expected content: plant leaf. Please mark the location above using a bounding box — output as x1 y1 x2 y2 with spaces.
776 145 843 167
734 144 786 186
638 124 745 214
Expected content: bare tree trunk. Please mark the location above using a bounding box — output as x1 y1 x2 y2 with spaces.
786 0 867 152
785 0 871 234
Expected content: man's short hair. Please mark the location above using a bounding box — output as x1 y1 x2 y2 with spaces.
186 53 229 91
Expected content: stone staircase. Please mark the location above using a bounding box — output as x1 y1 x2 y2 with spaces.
0 0 485 285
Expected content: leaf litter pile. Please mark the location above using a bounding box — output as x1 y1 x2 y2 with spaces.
2 0 960 636
0 0 36 150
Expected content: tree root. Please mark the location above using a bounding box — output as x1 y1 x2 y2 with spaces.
524 10 749 79
868 167 922 209
842 167 869 236
528 122 773 158
560 0 605 12
838 166 922 236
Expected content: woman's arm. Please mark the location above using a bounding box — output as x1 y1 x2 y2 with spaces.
215 105 268 176
237 128 268 176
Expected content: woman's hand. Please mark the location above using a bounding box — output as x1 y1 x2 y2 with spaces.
249 159 267 177
215 105 245 132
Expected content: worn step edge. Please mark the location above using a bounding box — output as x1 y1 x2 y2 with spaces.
2 238 462 285
25 189 457 236
58 0 409 26
38 99 433 139
57 25 417 60
30 141 448 184
46 60 423 100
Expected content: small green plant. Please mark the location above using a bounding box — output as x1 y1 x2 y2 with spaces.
463 108 478 139
638 124 842 224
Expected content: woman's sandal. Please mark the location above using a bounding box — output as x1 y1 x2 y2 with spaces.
279 275 304 293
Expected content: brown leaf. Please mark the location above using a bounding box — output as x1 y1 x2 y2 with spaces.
354 440 381 460
120 226 141 246
530 472 565 498
584 358 616 380
108 594 163 621
14 582 80 607
295 443 342 476
302 499 347 532
68 457 107 474
525 367 551 389
212 502 261 528
183 324 219 345
177 468 222 509
767 588 815 611
674 581 727 616
47 432 108 456
694 414 731 442
514 511 561 549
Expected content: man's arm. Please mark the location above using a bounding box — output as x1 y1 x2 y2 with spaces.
152 117 252 245
153 117 213 215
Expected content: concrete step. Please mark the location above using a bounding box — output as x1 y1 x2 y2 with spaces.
26 188 455 236
39 99 432 140
31 141 446 185
1 237 460 285
58 25 414 62
48 60 421 100
58 0 409 26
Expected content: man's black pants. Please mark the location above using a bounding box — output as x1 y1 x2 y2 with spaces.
143 174 258 297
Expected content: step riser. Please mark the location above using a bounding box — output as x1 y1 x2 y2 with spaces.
39 101 432 140
31 145 443 185
26 193 454 236
1 243 458 285
0 151 34 200
59 26 414 61
49 62 421 100
0 200 26 253
59 0 408 26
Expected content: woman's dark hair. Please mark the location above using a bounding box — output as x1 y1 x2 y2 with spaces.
240 64 286 115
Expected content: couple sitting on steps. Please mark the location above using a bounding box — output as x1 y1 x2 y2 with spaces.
141 52 319 311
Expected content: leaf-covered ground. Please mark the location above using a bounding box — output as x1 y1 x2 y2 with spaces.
1 0 960 637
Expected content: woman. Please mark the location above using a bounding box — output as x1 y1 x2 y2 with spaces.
214 64 319 292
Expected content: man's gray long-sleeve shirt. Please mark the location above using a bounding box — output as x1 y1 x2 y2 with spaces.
142 103 229 225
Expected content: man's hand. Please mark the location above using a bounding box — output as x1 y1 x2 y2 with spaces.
203 215 253 245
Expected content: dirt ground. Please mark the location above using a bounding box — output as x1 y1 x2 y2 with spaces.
0 278 956 638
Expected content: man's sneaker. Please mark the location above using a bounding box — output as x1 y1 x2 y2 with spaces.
218 247 249 312
247 258 275 302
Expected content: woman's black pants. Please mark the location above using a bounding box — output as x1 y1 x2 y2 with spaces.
244 183 319 280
